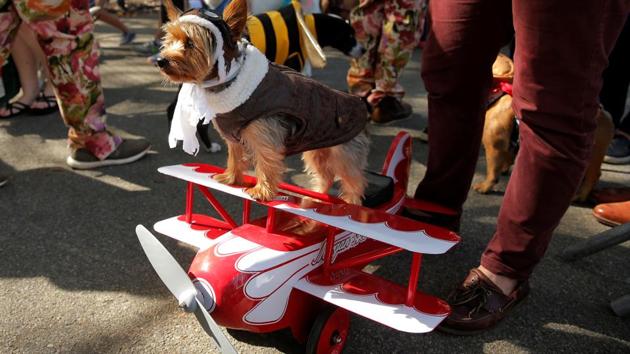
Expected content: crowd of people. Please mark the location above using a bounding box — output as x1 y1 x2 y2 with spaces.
0 0 629 335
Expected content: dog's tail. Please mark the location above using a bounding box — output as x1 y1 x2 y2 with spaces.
380 131 412 193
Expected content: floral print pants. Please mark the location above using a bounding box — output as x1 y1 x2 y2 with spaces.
347 0 422 105
0 0 120 159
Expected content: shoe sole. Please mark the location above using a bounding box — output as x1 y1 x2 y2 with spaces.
603 155 630 164
66 146 150 170
592 212 622 227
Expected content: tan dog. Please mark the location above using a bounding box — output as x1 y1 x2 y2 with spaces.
474 54 614 202
158 0 368 204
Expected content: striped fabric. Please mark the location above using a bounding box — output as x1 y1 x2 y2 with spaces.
246 2 317 71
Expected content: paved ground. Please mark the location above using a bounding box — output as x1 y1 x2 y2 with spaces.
1 14 630 354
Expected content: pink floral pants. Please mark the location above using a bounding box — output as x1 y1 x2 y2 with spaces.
347 0 422 105
0 0 120 159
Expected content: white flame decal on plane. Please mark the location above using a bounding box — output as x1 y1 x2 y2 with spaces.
213 232 364 324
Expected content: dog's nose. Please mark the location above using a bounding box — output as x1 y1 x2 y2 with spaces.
156 56 169 68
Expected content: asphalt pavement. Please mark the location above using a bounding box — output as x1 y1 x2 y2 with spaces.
1 14 629 354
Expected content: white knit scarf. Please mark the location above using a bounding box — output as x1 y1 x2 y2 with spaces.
168 18 269 155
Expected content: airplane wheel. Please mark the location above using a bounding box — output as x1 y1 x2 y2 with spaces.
305 306 350 354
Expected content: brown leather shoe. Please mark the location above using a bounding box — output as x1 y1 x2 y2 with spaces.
593 200 630 226
438 269 529 335
370 96 412 124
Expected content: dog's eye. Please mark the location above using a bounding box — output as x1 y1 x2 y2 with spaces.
185 39 194 49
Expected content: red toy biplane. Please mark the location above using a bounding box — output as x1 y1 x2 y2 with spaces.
136 132 461 353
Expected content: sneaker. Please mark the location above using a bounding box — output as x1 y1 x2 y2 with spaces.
370 96 413 125
0 174 7 187
66 138 151 169
135 40 161 55
604 134 630 164
120 32 136 45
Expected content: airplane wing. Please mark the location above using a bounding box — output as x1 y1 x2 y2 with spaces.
294 268 450 333
153 216 227 250
158 164 460 255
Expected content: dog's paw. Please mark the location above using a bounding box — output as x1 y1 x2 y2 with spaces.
340 195 362 205
246 185 276 202
473 181 494 194
213 172 243 185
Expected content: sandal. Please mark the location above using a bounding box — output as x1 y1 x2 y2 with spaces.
28 91 58 116
0 101 29 119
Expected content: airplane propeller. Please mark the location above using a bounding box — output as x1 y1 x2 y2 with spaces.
135 225 237 354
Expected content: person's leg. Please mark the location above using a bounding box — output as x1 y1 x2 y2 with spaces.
600 19 630 164
346 0 383 100
14 0 149 166
0 0 19 68
481 0 630 285
13 0 120 159
0 22 58 116
366 0 421 124
370 0 421 104
19 24 55 97
0 0 24 116
13 23 58 114
0 23 37 115
600 19 630 129
139 0 185 58
93 8 129 33
11 24 41 101
437 1 630 335
413 0 513 213
92 0 135 44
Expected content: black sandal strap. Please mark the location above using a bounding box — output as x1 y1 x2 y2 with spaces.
0 101 29 119
37 91 58 104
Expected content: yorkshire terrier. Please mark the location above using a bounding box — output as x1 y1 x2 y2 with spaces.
158 0 369 204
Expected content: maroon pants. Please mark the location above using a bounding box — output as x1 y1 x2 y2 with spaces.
415 0 630 280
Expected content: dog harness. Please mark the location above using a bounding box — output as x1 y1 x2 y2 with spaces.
486 80 519 154
486 80 513 108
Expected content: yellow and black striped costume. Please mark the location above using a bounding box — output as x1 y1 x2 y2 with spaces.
246 2 317 71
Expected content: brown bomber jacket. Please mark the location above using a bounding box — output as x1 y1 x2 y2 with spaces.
213 63 368 156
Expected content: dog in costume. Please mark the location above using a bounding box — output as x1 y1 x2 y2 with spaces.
158 0 369 204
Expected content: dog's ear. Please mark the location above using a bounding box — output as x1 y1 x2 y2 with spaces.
164 0 182 22
223 0 248 40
